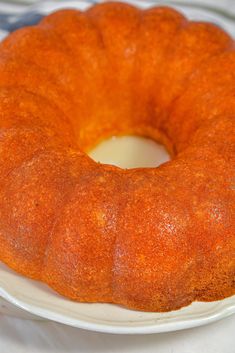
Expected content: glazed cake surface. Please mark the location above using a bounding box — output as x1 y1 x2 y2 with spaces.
0 2 234 312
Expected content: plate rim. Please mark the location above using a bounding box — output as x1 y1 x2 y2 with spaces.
0 0 235 334
1 275 235 334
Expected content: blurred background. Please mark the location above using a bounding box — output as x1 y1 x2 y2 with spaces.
0 0 234 353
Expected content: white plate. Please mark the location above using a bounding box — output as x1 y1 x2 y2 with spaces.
0 0 235 334
0 137 235 334
0 263 235 334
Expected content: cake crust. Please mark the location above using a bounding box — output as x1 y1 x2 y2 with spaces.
0 2 234 312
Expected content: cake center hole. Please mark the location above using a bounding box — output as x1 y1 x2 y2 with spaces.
89 136 170 169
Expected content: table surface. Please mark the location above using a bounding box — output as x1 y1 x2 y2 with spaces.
0 314 234 353
0 0 234 352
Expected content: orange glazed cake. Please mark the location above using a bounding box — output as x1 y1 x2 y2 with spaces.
0 2 234 312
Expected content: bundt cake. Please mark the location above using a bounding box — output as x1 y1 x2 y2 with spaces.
0 2 234 312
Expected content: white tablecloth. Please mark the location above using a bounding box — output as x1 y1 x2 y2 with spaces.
0 314 235 353
0 0 234 352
